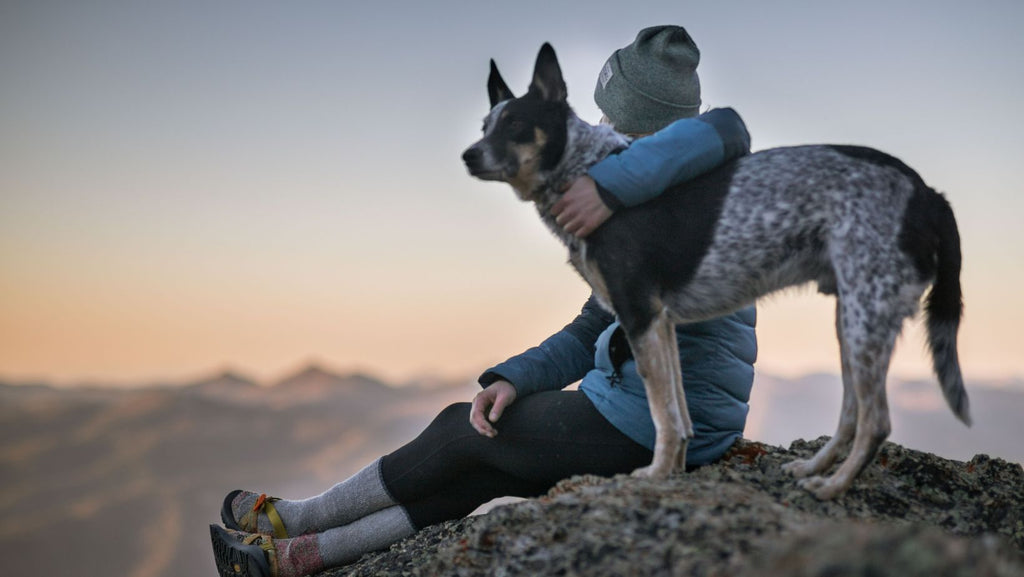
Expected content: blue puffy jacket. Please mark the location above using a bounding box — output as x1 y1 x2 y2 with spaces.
479 108 757 466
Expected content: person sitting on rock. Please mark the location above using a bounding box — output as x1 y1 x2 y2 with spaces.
210 25 757 577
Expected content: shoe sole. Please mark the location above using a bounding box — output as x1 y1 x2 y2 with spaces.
209 524 272 577
221 489 244 530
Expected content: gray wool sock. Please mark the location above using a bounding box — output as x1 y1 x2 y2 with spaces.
316 505 416 568
233 457 397 535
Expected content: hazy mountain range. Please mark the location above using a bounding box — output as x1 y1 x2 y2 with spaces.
1 367 1020 577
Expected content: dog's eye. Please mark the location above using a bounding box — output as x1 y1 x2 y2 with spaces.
508 119 524 132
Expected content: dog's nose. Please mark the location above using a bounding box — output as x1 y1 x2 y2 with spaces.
462 147 482 168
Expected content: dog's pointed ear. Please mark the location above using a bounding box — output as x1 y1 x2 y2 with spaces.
487 59 515 108
528 43 567 103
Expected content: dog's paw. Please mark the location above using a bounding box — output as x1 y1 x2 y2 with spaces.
630 464 669 480
797 475 846 500
781 459 817 478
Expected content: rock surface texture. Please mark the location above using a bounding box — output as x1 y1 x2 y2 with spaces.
325 438 1024 576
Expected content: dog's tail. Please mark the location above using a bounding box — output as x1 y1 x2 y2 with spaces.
923 192 970 426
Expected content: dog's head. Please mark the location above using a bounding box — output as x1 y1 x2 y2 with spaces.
462 43 570 201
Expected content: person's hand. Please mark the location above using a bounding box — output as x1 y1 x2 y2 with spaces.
552 175 613 238
469 380 518 437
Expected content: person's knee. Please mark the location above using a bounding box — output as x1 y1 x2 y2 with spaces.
429 402 474 434
438 401 471 421
416 402 493 465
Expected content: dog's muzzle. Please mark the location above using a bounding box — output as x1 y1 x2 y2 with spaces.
462 144 507 181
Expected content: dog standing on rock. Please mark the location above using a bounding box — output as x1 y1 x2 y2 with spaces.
462 43 969 499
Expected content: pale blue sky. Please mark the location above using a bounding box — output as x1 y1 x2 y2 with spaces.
2 1 1022 384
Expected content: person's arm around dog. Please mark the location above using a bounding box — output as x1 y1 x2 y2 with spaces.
553 107 751 237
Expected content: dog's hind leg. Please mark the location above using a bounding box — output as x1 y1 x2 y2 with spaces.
783 300 859 478
798 297 900 500
629 307 692 479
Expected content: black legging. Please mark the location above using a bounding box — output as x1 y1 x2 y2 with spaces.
380 390 653 529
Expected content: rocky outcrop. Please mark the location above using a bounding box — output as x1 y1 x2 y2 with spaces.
330 438 1024 576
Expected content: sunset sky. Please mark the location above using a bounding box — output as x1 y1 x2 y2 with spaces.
2 1 1022 387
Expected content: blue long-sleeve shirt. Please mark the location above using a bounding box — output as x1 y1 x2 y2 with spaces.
479 108 757 466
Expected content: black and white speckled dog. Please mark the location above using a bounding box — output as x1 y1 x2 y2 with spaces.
461 44 969 499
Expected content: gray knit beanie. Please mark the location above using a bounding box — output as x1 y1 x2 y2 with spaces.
594 25 702 134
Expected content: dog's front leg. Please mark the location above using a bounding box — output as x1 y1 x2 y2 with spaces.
628 309 692 479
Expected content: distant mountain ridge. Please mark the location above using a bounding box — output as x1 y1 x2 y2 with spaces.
0 363 472 408
0 362 457 391
4 364 1021 393
0 365 477 577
